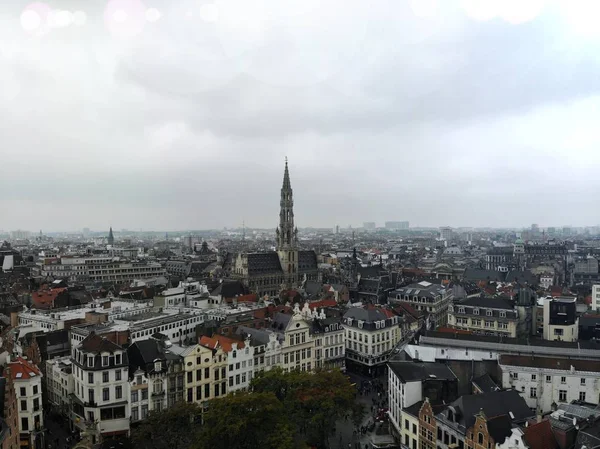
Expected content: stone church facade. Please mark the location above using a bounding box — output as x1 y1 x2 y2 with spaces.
231 161 319 297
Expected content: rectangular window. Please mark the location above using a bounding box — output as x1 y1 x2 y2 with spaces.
116 386 122 399
115 354 121 365
103 388 110 401
559 390 567 402
204 368 210 379
102 356 109 366
132 407 139 421
21 417 29 431
88 373 94 383
187 372 192 383
142 405 148 419
204 384 210 399
20 387 26 396
103 371 109 383
531 374 537 381
142 389 148 400
196 386 202 401
530 388 537 398
579 392 586 402
20 400 27 411
33 385 38 395
131 391 138 403
561 377 566 384
581 378 586 385
116 370 122 381
546 375 551 383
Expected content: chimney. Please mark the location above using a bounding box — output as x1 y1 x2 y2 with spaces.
537 413 542 424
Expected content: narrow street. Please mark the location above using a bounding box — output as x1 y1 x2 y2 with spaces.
43 412 76 449
330 371 390 449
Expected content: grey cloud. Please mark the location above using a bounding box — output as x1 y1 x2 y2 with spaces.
1 0 600 230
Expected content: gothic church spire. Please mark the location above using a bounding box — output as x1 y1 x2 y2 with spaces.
277 158 297 250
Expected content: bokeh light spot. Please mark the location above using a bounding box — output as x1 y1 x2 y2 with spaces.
145 8 161 22
21 9 42 31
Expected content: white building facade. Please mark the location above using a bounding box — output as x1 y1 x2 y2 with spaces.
10 357 44 448
46 356 75 413
343 306 402 373
71 333 130 440
499 354 600 413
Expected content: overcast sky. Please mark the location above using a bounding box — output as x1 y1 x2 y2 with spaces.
1 0 600 232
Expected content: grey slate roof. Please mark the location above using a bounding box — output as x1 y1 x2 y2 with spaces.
472 374 499 393
298 251 318 273
388 361 457 383
343 307 393 325
304 280 322 296
236 326 280 346
505 270 537 285
457 296 514 310
247 252 283 275
463 269 505 282
486 414 513 445
440 390 533 430
271 312 292 332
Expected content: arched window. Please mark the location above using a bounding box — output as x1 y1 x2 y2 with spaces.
478 433 484 445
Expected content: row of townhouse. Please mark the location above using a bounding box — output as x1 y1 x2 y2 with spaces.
387 360 539 449
388 354 600 449
44 302 349 443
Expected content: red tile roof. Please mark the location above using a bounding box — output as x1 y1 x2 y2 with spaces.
79 333 122 353
523 419 559 449
236 294 258 303
393 302 422 319
306 299 337 310
31 287 67 309
8 357 41 380
199 336 221 351
211 334 245 352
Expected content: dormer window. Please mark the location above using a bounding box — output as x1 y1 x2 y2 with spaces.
87 356 94 367
380 320 385 328
102 356 109 367
473 308 479 315
486 309 492 317
458 307 465 314
115 353 122 365
448 305 454 313
500 311 506 318
154 361 161 372
358 321 364 329
375 321 380 330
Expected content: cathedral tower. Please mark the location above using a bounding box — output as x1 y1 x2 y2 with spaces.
108 227 114 246
276 158 299 286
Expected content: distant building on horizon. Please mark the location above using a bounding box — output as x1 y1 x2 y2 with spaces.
385 221 409 231
363 222 376 230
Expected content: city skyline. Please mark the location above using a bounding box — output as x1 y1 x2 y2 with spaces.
2 1 600 230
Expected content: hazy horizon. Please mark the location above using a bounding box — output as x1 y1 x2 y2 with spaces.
2 1 600 230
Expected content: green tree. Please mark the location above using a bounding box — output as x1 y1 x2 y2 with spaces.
130 401 202 449
251 368 364 448
194 392 296 449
